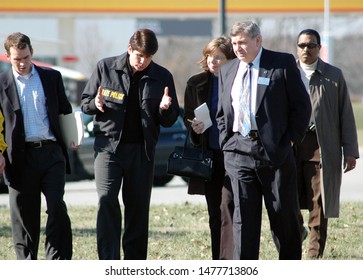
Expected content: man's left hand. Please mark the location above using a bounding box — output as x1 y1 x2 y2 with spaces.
344 156 356 173
70 142 80 151
159 87 172 110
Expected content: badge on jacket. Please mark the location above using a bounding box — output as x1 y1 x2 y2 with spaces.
101 88 125 104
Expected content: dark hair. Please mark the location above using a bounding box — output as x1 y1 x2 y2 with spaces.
297 29 321 45
198 36 236 71
129 29 158 56
4 32 33 55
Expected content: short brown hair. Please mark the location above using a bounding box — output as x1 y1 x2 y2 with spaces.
198 36 236 71
4 32 33 55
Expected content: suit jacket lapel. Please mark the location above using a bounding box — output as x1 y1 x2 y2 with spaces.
224 59 239 112
255 49 273 112
35 66 50 100
3 70 21 112
195 71 211 106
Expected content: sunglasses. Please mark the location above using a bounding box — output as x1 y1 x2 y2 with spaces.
297 43 319 49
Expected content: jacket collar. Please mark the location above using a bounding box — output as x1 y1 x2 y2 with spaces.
315 57 328 76
109 52 157 78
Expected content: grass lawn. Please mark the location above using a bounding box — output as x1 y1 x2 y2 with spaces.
352 101 363 146
1 202 363 260
0 101 361 261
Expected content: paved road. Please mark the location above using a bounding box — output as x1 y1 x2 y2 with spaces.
0 176 206 208
0 149 362 207
61 176 206 207
64 161 363 206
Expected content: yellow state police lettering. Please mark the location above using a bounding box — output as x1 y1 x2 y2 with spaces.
101 89 111 97
101 88 125 103
109 91 124 100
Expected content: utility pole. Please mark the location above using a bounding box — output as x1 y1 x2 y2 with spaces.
219 0 226 35
323 0 333 63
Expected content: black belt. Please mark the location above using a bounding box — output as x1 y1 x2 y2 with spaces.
246 130 259 140
25 140 56 148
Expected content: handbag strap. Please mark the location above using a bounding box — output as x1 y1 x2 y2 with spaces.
184 125 207 154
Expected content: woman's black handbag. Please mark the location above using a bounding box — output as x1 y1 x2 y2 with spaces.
167 127 213 181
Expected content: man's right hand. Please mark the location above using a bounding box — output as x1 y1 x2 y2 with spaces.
0 154 5 175
95 86 104 112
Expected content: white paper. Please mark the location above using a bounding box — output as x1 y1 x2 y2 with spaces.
194 102 212 133
59 111 84 147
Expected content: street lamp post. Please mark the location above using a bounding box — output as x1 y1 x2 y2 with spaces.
219 0 226 35
323 0 333 64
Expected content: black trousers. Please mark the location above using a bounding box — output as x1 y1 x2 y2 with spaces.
95 144 154 260
224 134 301 260
8 143 72 260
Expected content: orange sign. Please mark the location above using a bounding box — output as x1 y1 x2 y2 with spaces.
1 0 362 13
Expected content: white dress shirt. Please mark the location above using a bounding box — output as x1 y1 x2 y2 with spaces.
231 48 262 132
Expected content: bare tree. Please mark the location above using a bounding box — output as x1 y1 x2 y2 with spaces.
75 17 363 102
154 36 210 107
78 24 109 77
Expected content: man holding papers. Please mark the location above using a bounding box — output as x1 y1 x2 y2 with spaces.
0 32 75 259
0 111 6 175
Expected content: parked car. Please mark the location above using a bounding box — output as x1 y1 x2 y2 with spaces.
153 115 188 185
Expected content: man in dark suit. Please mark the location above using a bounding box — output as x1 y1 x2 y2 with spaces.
216 20 312 260
0 111 6 175
0 32 74 259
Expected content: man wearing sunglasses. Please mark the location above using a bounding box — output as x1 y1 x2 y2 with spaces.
295 29 359 258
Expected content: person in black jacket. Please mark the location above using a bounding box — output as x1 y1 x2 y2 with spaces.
0 32 74 259
81 29 180 260
0 111 6 175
